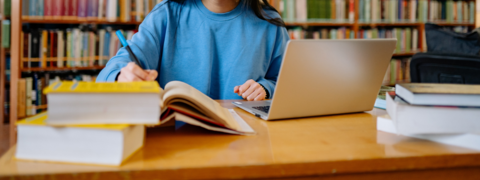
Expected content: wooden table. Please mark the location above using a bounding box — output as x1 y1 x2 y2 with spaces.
1 100 480 179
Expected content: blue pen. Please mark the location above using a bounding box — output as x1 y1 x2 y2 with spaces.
115 30 143 69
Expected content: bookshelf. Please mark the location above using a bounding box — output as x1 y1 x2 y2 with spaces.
0 0 10 126
8 0 155 147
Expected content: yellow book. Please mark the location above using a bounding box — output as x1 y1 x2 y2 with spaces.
44 81 161 125
41 30 48 68
15 112 144 166
44 81 254 135
44 81 162 93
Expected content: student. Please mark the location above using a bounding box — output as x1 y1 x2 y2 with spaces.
96 0 289 101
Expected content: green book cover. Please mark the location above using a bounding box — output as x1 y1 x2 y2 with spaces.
446 0 453 22
372 28 378 38
282 0 288 19
320 0 325 19
395 28 401 53
470 1 475 23
2 20 11 48
4 0 11 16
325 0 331 19
390 60 396 85
405 28 411 52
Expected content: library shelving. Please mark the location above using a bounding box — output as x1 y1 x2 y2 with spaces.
8 0 160 147
0 0 11 126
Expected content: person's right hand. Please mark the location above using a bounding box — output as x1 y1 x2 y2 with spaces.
118 62 158 82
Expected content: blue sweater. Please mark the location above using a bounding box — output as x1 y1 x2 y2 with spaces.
96 0 289 99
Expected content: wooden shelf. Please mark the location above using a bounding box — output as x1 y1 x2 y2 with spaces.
358 22 421 26
427 21 475 26
285 21 354 26
21 66 105 72
22 19 142 25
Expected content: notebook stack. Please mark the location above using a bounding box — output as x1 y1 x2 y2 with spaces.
377 83 480 151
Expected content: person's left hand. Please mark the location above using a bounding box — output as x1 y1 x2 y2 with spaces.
234 79 267 101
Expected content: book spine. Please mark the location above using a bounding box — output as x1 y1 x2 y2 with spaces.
107 0 117 22
17 79 27 118
44 0 53 19
57 31 64 68
22 0 30 19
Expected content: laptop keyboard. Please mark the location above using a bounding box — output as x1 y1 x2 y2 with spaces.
252 106 270 113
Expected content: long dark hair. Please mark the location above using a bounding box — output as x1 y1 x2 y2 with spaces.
171 0 285 27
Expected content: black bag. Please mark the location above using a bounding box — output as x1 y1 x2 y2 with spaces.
425 23 480 56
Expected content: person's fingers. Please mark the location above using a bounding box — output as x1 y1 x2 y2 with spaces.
123 71 143 81
127 62 148 80
234 86 239 93
242 82 260 99
254 90 267 101
247 88 263 101
239 79 255 95
145 70 158 81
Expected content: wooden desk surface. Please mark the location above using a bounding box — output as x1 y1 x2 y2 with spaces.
1 100 480 180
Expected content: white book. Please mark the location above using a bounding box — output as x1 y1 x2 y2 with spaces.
371 0 377 22
125 0 131 22
106 0 117 22
377 114 480 151
137 0 144 21
98 0 105 19
16 112 144 166
73 29 82 67
386 92 480 134
295 0 306 21
56 30 64 68
412 28 418 51
98 29 106 66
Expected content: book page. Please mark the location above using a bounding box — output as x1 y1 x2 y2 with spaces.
162 81 240 130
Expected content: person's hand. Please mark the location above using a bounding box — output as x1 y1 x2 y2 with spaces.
118 62 158 82
234 79 267 101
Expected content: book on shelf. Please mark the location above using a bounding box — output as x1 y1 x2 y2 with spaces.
358 0 474 23
22 0 162 22
2 0 11 17
22 26 129 69
15 112 145 166
281 0 354 22
1 20 10 48
386 91 480 135
377 114 480 151
44 81 255 135
396 83 480 107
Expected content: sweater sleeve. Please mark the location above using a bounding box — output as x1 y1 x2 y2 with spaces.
96 2 169 82
257 26 290 98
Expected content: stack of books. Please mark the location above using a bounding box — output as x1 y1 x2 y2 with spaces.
288 27 355 40
16 81 255 166
378 83 480 151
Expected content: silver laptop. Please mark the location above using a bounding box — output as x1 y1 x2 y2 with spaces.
233 39 397 120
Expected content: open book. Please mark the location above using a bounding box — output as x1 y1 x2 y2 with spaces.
158 81 254 135
44 81 255 135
